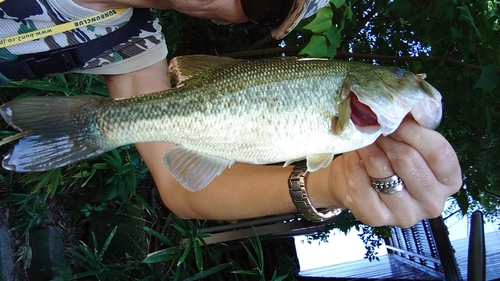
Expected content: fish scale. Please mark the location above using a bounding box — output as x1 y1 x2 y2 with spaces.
0 55 442 191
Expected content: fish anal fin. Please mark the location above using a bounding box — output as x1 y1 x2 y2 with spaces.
306 153 335 172
168 55 239 86
163 146 234 192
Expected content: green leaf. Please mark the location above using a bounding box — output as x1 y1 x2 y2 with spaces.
136 195 155 216
474 64 499 92
450 26 463 39
97 226 117 261
172 223 187 236
71 269 103 279
177 239 193 266
457 5 481 39
143 247 181 263
231 269 260 276
323 26 341 47
241 242 259 271
184 263 231 281
326 44 338 59
194 241 203 272
454 188 470 215
47 169 62 199
330 0 345 9
68 248 98 267
271 271 289 281
92 163 109 170
302 7 333 33
143 227 174 247
299 35 327 58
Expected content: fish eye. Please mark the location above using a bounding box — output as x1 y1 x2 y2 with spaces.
392 67 405 77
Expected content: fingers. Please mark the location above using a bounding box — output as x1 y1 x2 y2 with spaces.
341 147 423 228
334 150 391 225
376 120 462 221
388 118 462 189
335 118 463 228
356 142 395 179
376 135 445 220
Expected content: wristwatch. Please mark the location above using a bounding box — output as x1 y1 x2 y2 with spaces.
288 165 343 222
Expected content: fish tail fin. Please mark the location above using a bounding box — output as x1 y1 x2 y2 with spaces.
0 96 115 172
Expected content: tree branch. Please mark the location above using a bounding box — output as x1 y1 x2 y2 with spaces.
335 52 483 71
223 48 483 72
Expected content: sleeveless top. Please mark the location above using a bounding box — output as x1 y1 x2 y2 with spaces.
0 0 167 75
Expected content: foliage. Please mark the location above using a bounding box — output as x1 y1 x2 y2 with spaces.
299 0 499 259
231 229 288 281
356 225 392 262
67 226 120 280
302 211 356 244
297 0 500 218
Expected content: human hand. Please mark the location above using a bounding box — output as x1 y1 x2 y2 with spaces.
329 118 462 228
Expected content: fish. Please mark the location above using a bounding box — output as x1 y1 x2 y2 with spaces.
0 55 442 192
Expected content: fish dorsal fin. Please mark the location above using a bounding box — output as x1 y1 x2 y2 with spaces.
306 153 335 172
168 55 239 86
163 146 235 192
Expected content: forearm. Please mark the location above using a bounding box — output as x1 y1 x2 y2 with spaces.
147 151 339 220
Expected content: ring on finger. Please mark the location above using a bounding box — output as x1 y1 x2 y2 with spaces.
370 175 405 195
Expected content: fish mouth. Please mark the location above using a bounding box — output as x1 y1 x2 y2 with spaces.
348 91 384 135
334 89 382 136
335 68 443 137
347 73 443 135
349 92 379 127
349 84 409 136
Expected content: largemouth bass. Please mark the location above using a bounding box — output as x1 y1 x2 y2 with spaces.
0 55 442 191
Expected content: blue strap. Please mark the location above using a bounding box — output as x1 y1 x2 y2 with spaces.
0 8 152 80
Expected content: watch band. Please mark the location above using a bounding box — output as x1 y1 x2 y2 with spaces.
288 166 343 222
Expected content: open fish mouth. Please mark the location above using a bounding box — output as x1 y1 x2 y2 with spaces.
349 92 379 127
337 69 443 136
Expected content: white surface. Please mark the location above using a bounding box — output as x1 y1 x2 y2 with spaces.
295 228 388 271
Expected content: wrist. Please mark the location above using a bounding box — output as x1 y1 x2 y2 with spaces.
306 165 345 210
288 165 344 222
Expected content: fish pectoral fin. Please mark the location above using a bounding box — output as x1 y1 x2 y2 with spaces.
163 146 235 192
334 98 351 135
306 153 335 172
168 55 239 86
